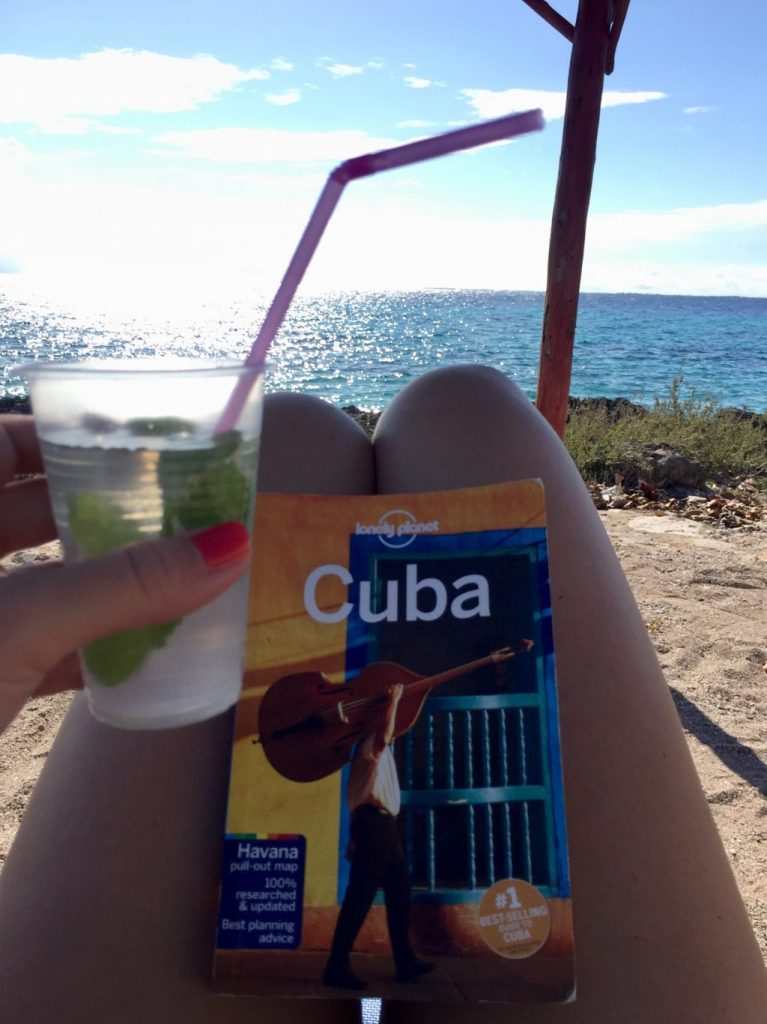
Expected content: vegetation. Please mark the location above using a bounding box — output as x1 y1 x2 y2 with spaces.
564 376 767 485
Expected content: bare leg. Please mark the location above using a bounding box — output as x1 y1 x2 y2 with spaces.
373 366 767 1022
0 394 374 1023
4 372 764 1020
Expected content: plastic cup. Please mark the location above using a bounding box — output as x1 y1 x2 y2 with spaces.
17 359 266 730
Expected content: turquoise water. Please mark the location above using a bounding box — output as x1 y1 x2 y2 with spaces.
2 280 766 411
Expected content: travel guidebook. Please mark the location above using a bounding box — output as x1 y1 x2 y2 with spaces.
212 481 575 1003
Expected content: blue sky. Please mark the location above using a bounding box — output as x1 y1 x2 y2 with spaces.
1 0 765 297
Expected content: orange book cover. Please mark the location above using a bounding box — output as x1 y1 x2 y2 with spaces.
213 480 575 1003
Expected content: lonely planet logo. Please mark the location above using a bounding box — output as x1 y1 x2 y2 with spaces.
355 508 439 549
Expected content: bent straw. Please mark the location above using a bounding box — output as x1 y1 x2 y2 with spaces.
217 108 544 432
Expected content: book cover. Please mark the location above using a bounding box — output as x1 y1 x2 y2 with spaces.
213 480 574 1003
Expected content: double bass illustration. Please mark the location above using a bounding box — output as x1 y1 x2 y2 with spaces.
257 640 534 783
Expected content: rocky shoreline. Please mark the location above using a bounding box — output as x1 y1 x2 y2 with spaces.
4 394 763 528
341 403 766 530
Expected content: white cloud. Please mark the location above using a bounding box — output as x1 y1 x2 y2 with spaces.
33 117 142 136
588 91 666 112
367 59 386 70
5 110 765 299
404 76 432 89
265 90 302 107
6 174 767 297
0 139 34 271
150 127 401 163
462 87 666 121
1 178 311 288
301 207 551 292
270 57 294 72
683 105 719 115
0 49 270 130
0 136 32 175
586 200 767 250
317 59 364 78
325 62 364 76
581 259 767 298
578 200 767 296
306 199 767 295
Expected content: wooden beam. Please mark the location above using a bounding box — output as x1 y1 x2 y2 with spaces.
521 0 575 43
606 0 631 73
535 0 612 437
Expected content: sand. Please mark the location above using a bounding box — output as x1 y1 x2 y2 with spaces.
1 510 766 961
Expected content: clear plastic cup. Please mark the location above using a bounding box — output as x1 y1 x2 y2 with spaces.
17 359 266 730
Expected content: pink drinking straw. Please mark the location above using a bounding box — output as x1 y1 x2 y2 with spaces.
217 108 544 433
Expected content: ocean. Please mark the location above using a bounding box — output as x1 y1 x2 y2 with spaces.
1 278 766 412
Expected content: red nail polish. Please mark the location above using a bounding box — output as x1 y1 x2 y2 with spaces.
190 522 251 568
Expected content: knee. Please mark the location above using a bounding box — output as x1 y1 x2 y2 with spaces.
398 364 521 404
260 392 374 494
375 364 533 441
263 391 361 432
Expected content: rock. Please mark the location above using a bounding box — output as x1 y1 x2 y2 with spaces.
342 405 380 436
639 480 660 501
567 396 648 423
716 406 767 426
0 395 31 415
616 443 708 490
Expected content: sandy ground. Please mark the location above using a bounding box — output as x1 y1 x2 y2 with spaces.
599 507 767 961
1 511 766 961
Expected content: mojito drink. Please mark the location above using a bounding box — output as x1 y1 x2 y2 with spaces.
19 360 265 729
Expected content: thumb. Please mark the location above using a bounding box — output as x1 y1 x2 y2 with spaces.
1 522 251 723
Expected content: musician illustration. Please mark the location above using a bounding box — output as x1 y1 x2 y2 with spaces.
258 643 533 784
321 681 434 990
256 643 534 989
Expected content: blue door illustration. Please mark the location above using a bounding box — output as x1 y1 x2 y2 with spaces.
343 529 570 907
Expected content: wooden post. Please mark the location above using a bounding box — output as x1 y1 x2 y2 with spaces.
534 0 612 437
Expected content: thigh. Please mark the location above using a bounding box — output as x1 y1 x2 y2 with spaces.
0 394 374 1024
373 365 767 1022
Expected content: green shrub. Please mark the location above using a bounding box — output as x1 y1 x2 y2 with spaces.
564 376 767 484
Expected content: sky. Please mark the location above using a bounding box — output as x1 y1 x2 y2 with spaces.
1 0 766 298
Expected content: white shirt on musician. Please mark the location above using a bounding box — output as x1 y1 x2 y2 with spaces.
346 736 401 816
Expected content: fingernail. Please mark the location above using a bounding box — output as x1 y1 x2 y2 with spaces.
190 522 251 569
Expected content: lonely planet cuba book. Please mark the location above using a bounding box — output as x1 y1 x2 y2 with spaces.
213 480 575 1003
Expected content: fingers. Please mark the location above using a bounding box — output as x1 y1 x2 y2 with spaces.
0 415 44 484
0 477 58 557
0 523 251 731
10 523 251 665
0 416 56 558
35 653 82 696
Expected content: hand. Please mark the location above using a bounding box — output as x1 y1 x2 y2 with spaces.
387 682 404 706
0 416 251 733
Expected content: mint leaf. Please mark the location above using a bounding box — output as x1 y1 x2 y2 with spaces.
67 491 142 558
67 491 180 686
83 619 180 687
126 416 196 438
67 430 252 688
158 430 251 532
157 429 242 506
167 461 250 531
